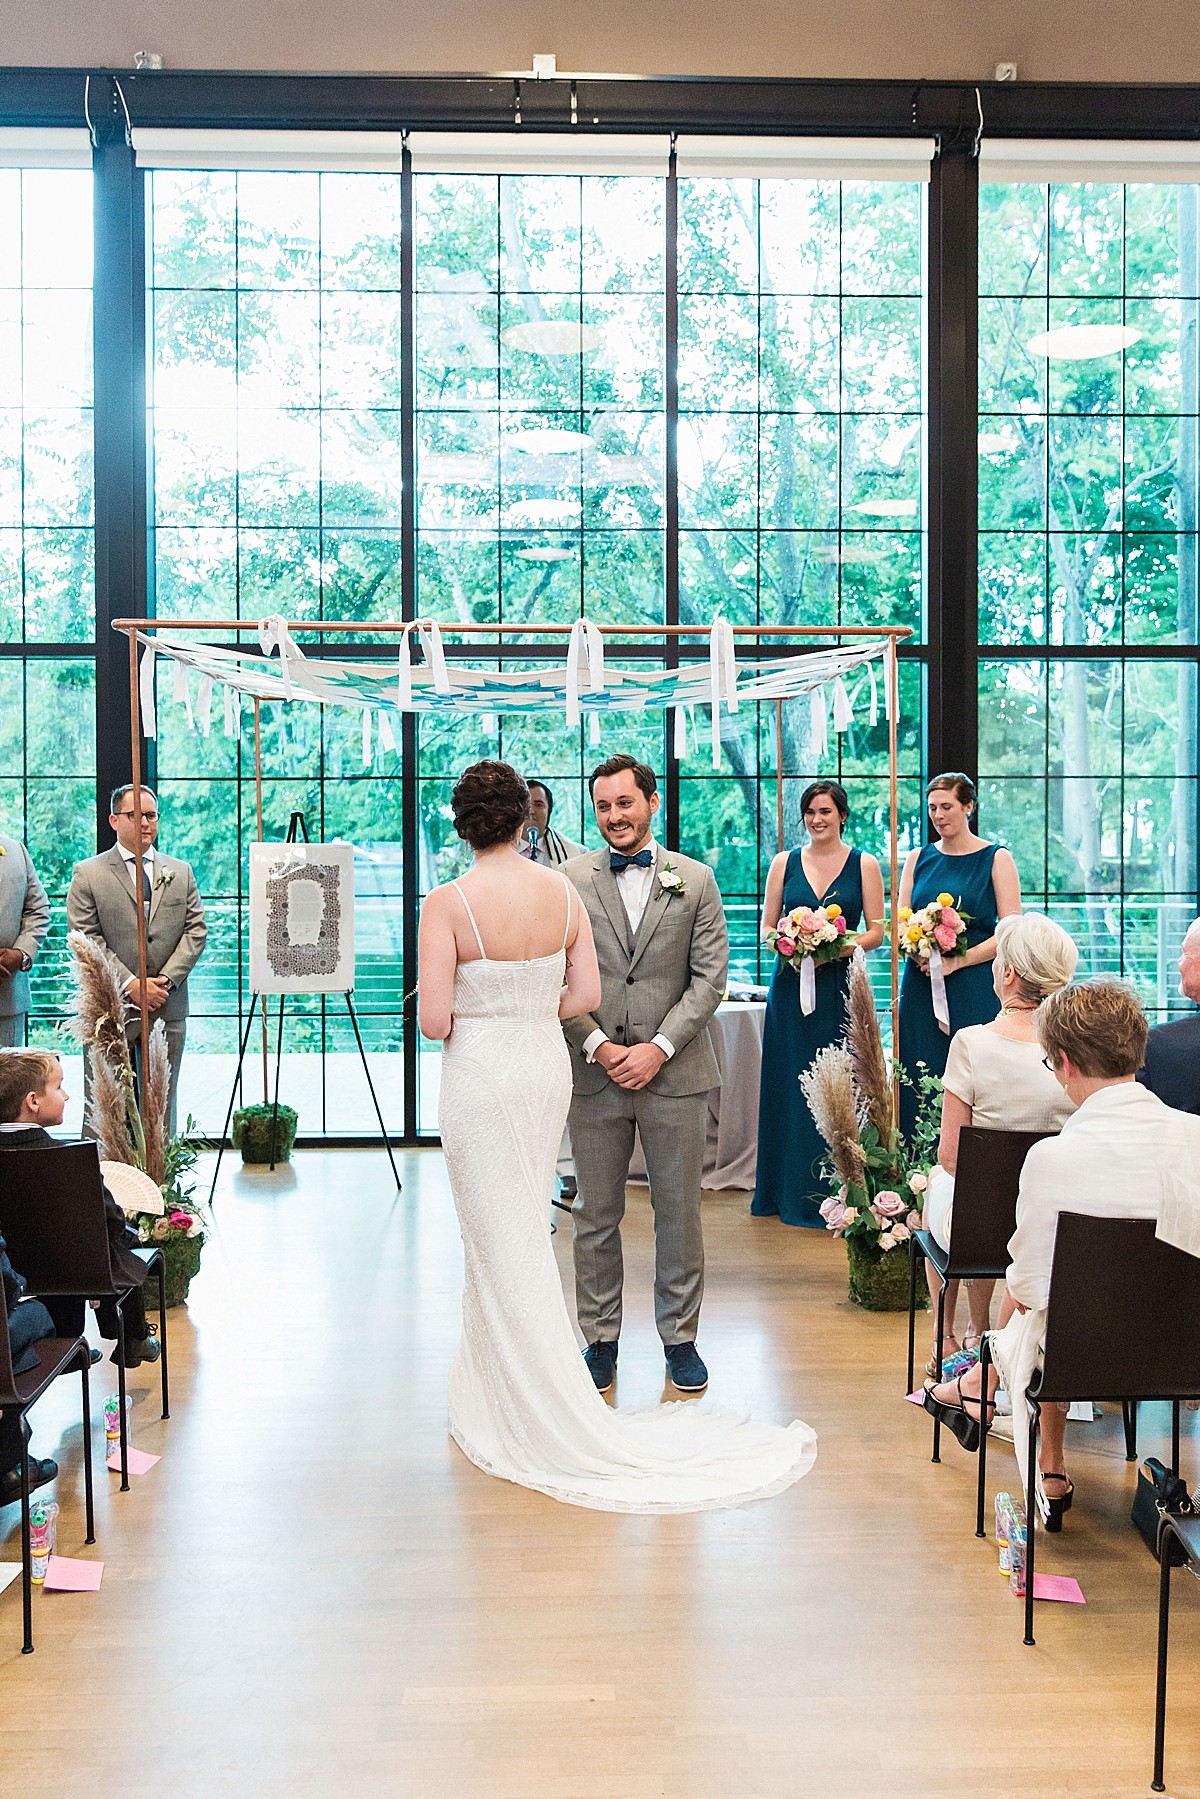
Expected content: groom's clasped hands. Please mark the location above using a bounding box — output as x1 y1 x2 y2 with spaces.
593 1039 667 1091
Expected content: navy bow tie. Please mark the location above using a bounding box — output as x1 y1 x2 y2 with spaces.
609 848 653 873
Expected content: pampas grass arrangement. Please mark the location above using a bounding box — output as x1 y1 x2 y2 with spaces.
67 928 149 1170
844 949 895 1150
799 1044 867 1190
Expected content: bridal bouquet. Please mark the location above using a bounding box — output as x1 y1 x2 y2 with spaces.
766 902 850 1015
894 893 970 1035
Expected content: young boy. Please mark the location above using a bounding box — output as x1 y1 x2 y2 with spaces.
0 1049 160 1368
0 1206 58 1505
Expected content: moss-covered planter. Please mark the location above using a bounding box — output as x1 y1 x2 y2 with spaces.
846 1235 927 1312
144 1233 204 1309
232 1103 299 1165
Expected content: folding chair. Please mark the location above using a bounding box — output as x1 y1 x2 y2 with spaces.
0 1312 93 1654
975 1213 1200 1647
906 1126 1053 1460
0 1144 169 1491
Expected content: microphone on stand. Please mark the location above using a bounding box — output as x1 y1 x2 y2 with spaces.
525 827 540 862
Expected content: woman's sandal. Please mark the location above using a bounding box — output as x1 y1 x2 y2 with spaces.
923 1335 962 1383
922 1375 995 1453
1042 1472 1075 1533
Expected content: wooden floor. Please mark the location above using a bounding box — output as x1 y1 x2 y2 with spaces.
2 1148 1197 1799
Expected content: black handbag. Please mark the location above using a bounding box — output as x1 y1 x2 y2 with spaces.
1131 1456 1195 1562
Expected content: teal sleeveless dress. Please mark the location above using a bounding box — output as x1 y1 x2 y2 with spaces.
897 841 1001 1140
753 847 863 1229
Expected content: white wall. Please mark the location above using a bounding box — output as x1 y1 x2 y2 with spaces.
3 0 1200 84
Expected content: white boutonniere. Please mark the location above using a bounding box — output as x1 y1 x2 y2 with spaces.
154 868 175 892
656 860 686 900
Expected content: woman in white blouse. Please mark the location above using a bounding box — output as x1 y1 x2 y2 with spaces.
921 913 1078 1375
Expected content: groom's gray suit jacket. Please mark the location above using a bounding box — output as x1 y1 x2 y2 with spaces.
561 847 728 1096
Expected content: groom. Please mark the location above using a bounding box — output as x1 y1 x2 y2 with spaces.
562 754 729 1394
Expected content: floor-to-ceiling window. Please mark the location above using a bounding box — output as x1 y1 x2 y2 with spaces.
673 169 926 993
148 166 407 1133
141 148 930 1133
0 160 95 1127
978 171 1199 1019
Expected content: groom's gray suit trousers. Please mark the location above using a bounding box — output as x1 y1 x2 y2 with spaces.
568 1081 707 1347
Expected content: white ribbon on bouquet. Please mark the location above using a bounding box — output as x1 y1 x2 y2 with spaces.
929 947 951 1034
799 954 817 1016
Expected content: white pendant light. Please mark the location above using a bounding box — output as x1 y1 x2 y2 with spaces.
848 497 918 519
1026 323 1143 359
501 320 604 356
507 426 594 455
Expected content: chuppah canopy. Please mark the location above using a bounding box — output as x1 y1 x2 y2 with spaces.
127 613 904 773
112 611 911 1118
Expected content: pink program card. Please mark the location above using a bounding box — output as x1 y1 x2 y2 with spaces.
105 1447 160 1475
43 1557 104 1592
905 1390 926 1406
1030 1573 1085 1604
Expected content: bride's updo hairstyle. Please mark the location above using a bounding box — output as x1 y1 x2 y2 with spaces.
452 760 530 850
994 912 1078 1008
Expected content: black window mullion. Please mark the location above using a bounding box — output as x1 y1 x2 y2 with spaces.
400 138 419 1143
663 141 680 851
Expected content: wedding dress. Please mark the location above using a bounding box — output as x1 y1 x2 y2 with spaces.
440 880 818 1513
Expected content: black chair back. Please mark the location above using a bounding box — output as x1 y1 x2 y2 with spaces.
945 1126 1054 1272
1040 1214 1200 1403
0 1144 119 1298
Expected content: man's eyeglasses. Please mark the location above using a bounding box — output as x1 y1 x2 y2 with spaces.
116 811 158 822
1042 1055 1056 1072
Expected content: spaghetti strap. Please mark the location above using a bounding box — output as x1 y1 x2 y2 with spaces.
452 880 488 961
558 874 573 953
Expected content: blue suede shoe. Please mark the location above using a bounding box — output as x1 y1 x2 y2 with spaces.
584 1341 618 1392
664 1342 708 1392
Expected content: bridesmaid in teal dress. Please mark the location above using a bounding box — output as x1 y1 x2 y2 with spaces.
753 782 885 1227
897 772 1022 1141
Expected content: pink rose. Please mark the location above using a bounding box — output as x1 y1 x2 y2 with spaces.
933 923 958 951
907 1171 928 1194
819 1194 851 1232
834 916 847 934
776 937 796 959
878 1230 898 1252
907 1208 922 1228
871 1189 906 1221
168 1210 192 1229
776 915 793 934
797 909 822 934
939 909 963 933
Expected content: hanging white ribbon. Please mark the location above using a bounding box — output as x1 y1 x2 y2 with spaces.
809 687 828 762
196 674 213 737
708 616 738 768
673 703 688 759
172 660 194 731
832 676 854 734
258 613 304 701
868 660 879 728
799 955 817 1016
138 644 157 740
884 639 897 724
223 684 241 740
361 708 372 767
929 947 951 1034
588 710 602 746
396 618 451 709
377 709 396 754
565 617 606 730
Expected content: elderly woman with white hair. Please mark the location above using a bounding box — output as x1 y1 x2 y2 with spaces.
920 912 1079 1376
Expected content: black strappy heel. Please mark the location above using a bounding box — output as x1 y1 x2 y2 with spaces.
1042 1472 1074 1533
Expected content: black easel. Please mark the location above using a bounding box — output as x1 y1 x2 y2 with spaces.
209 813 401 1201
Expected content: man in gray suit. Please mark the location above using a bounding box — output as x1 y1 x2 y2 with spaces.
0 835 50 1048
67 785 207 1135
563 754 729 1395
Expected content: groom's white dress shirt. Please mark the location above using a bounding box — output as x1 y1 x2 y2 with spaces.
1007 1080 1200 1311
581 838 675 1065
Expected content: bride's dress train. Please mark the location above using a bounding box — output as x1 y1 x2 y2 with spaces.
440 907 817 1514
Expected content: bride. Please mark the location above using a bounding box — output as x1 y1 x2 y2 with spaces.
418 760 817 1512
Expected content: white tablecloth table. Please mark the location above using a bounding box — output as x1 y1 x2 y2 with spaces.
627 1001 766 1192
